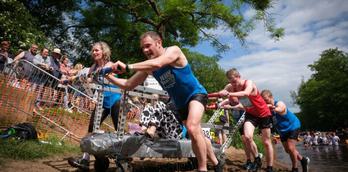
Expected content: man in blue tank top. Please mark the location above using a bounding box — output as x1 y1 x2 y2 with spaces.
261 90 310 172
108 31 223 172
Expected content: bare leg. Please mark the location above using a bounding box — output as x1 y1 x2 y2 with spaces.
146 125 157 137
205 137 218 165
242 134 253 160
243 121 258 158
285 139 303 169
261 128 273 166
185 100 209 171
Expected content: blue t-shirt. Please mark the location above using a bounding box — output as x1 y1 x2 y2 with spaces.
152 64 207 109
273 100 301 135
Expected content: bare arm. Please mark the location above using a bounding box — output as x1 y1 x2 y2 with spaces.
273 101 287 115
219 98 245 110
218 84 232 96
106 71 149 90
127 46 183 72
13 51 25 62
221 102 245 110
218 98 230 107
229 80 254 97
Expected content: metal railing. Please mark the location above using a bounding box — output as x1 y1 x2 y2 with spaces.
0 60 108 141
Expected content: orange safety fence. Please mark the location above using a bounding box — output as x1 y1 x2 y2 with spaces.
0 60 114 142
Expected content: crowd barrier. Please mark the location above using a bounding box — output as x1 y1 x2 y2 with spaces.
0 60 114 141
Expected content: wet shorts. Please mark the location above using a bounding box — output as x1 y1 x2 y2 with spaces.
245 113 273 129
177 94 208 121
280 129 300 142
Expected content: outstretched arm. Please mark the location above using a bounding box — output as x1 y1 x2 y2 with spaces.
229 80 254 97
106 71 148 90
112 46 183 73
13 51 25 62
218 84 232 96
131 46 182 71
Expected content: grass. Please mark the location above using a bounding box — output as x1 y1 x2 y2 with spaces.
0 134 80 160
231 129 265 154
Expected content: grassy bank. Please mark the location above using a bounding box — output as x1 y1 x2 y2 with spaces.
0 135 80 160
231 130 265 154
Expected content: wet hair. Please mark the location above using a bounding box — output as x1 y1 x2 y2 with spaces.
261 89 273 98
140 31 162 41
92 41 111 61
226 68 240 78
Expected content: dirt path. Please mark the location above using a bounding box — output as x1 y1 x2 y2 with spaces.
0 147 290 172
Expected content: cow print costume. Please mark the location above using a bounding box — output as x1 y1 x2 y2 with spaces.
140 101 183 139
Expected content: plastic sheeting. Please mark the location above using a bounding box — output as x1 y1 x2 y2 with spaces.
81 133 222 158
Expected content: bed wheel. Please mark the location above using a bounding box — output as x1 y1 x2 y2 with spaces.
94 156 109 172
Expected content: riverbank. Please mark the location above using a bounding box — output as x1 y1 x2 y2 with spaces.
0 147 290 172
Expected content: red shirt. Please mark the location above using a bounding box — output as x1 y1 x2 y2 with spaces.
238 80 271 118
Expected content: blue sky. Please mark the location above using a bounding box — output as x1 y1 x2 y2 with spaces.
190 0 348 112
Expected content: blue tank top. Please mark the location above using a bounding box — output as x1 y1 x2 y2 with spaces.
103 84 121 108
273 100 301 135
152 64 207 109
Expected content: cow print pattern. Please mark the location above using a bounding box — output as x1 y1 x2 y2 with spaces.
140 101 183 139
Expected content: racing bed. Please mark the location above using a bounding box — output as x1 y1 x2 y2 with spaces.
77 68 247 171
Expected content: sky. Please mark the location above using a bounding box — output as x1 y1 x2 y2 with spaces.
190 0 348 112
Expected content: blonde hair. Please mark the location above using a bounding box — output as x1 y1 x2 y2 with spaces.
226 68 240 78
92 41 111 61
73 63 83 71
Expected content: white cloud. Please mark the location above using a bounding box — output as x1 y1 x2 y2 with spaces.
217 0 348 112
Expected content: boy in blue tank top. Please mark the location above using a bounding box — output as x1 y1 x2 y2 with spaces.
108 31 223 172
261 90 310 172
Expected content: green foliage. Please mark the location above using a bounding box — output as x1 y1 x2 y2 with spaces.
293 48 348 130
71 0 283 63
0 0 47 51
1 0 283 63
0 0 80 55
231 133 264 154
229 117 264 153
184 49 228 121
183 49 228 93
19 0 81 52
0 135 79 160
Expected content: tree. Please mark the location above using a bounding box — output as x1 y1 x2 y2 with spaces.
183 49 227 93
1 0 283 62
19 0 81 49
0 0 47 52
69 0 283 63
1 0 80 53
293 48 348 130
